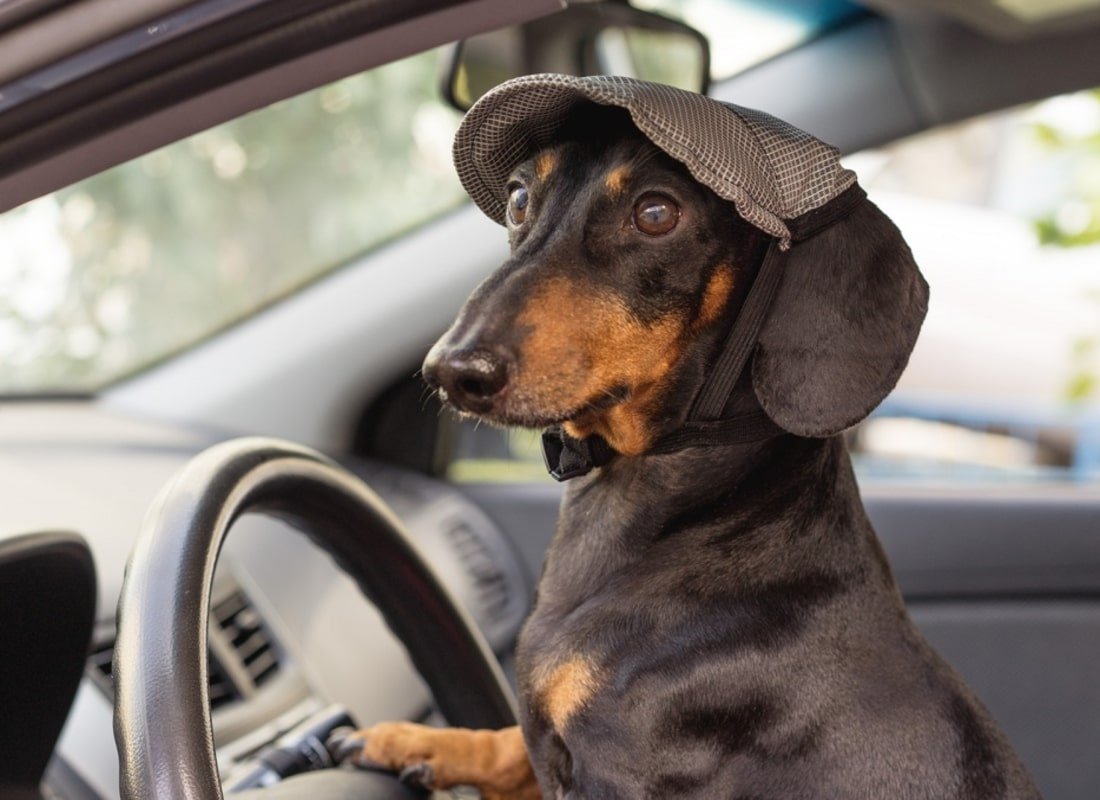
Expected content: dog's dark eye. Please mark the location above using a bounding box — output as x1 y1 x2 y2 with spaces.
632 193 679 236
508 185 529 225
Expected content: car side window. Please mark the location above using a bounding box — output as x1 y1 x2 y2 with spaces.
446 85 1100 484
847 86 1100 483
0 48 464 393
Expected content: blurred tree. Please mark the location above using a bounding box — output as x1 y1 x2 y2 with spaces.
0 47 464 392
1024 89 1100 405
1030 89 1100 248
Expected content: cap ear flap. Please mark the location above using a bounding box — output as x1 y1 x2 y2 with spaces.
751 199 929 438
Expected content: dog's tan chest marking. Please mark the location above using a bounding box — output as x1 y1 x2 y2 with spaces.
538 657 602 731
535 151 558 181
517 276 685 455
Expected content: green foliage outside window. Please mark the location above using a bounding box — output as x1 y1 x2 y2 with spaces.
1030 89 1100 249
1021 89 1100 405
0 48 464 392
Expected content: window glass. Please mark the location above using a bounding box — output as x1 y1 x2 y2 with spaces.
635 0 863 80
0 48 464 393
846 87 1100 483
447 87 1100 484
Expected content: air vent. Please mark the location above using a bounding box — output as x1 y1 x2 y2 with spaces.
87 639 240 711
213 590 280 686
206 657 240 708
445 521 513 626
87 589 280 708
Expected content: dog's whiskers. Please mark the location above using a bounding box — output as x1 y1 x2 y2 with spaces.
419 385 441 411
627 143 664 173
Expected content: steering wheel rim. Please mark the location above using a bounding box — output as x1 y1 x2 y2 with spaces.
113 437 517 800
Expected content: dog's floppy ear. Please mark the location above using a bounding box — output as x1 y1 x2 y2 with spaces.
751 199 929 438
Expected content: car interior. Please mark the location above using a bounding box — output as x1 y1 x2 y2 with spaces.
1 0 1099 798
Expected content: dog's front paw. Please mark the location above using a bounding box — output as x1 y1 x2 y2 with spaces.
396 761 437 790
336 722 540 800
337 721 443 788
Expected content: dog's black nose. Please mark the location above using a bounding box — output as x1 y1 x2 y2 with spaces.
424 349 510 412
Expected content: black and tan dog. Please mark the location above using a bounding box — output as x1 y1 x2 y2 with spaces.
347 89 1041 798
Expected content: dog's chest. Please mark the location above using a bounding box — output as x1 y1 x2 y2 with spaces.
514 595 613 798
512 514 635 750
514 488 683 735
515 575 615 734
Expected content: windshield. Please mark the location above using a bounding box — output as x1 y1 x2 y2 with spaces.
0 47 464 394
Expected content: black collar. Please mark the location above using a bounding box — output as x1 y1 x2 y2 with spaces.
541 427 617 481
542 410 783 481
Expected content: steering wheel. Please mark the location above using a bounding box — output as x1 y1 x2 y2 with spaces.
113 437 518 799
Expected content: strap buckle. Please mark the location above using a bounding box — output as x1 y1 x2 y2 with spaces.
541 428 613 482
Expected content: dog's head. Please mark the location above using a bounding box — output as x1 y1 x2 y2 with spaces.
425 106 767 455
424 78 928 455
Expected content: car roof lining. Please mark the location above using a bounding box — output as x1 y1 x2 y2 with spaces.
714 12 1100 156
0 0 74 34
862 0 1100 39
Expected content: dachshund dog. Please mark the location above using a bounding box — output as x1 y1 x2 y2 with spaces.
348 103 1041 799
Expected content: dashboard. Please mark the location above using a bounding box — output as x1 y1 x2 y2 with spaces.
0 402 533 798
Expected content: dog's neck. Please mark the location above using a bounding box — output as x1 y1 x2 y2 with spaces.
570 433 853 541
540 429 888 617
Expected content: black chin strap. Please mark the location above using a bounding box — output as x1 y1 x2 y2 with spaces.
541 186 867 482
686 239 785 421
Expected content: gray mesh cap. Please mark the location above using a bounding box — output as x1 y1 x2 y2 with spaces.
452 73 857 249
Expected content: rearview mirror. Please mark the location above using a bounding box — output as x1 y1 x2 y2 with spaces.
444 2 710 111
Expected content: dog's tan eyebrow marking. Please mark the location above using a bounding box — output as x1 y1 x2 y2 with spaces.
694 264 735 330
534 152 557 181
605 165 630 195
540 657 601 731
